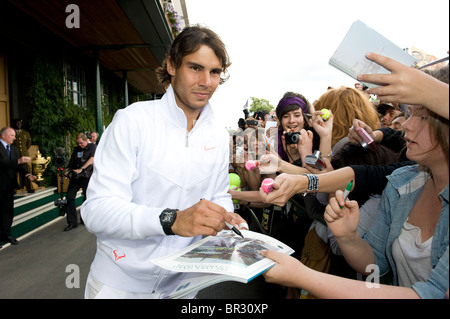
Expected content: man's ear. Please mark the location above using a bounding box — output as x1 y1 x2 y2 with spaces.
166 56 175 76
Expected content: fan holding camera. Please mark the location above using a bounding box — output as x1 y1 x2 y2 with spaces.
266 93 331 171
276 94 317 165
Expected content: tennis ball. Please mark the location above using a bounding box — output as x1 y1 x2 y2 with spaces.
229 185 241 203
261 178 274 194
229 173 241 187
320 109 331 121
245 160 258 171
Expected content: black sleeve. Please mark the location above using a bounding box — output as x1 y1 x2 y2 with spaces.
67 147 79 169
11 147 29 176
67 155 74 169
377 127 407 160
303 194 326 224
349 161 415 202
86 143 97 157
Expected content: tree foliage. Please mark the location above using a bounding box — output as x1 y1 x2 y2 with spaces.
28 56 95 186
249 96 273 114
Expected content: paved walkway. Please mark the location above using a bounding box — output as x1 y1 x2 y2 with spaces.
0 217 283 299
0 217 95 299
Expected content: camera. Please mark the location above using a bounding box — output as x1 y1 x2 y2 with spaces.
246 119 258 126
54 198 67 207
54 147 67 168
357 127 377 151
304 150 326 170
54 198 67 216
285 132 300 144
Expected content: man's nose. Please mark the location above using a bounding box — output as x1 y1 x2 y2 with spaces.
199 71 212 87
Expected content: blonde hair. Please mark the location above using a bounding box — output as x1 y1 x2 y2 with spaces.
314 87 380 146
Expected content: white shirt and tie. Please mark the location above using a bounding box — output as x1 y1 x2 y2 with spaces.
1 140 11 159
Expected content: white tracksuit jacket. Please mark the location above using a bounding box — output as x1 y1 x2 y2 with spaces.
81 85 233 296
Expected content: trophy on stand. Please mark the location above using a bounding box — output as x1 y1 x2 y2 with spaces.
31 150 51 184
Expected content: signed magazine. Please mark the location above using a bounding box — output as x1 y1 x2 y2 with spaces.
152 230 294 299
329 20 418 88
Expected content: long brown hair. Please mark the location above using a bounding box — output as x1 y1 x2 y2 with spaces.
418 65 449 168
314 87 380 146
419 106 449 167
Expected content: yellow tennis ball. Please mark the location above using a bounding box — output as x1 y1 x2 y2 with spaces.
229 185 241 203
229 173 241 187
320 109 331 121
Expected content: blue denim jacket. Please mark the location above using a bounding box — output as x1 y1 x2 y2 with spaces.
363 164 449 299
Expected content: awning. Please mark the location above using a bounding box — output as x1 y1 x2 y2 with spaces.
8 0 179 94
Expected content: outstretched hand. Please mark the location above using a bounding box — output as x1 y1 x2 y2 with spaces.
259 173 303 207
261 250 304 287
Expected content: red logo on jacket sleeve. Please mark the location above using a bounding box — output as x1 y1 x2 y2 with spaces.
113 250 126 261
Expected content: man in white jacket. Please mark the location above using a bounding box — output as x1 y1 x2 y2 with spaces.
81 25 247 298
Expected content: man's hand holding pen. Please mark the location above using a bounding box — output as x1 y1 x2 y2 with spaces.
171 199 248 237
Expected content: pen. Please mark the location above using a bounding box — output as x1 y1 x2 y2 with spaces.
339 180 353 209
225 221 244 238
200 198 244 238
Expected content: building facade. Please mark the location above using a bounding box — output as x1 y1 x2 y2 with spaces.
0 0 188 185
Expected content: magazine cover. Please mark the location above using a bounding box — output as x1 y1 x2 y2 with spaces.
152 230 294 298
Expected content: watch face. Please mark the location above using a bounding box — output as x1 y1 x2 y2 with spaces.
161 210 176 225
162 213 174 223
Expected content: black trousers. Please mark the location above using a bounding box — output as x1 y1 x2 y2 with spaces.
0 188 15 240
66 177 89 226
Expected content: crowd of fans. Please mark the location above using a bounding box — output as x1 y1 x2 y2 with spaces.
228 54 449 299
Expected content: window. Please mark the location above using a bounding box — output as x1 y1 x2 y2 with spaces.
64 62 87 108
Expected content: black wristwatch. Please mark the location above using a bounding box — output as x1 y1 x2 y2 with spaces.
159 209 178 235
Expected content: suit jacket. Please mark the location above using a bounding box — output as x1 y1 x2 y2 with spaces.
0 143 29 190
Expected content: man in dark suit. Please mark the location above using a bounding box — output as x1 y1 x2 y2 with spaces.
0 126 37 248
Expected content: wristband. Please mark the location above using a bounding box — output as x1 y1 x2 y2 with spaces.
304 174 319 192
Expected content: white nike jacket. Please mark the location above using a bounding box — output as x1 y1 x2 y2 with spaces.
81 85 233 296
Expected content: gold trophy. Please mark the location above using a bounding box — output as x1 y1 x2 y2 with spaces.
32 151 51 182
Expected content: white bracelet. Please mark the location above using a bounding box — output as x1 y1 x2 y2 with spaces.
239 222 249 230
